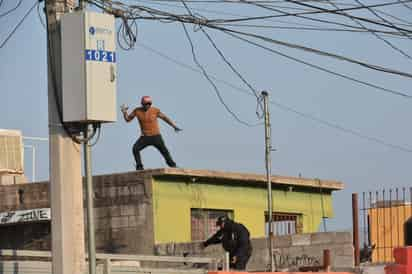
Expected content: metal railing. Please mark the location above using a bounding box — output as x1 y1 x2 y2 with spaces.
0 249 218 274
356 187 412 264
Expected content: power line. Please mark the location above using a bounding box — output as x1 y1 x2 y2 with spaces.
180 21 262 127
326 0 412 61
0 0 22 18
138 0 409 38
398 0 412 11
91 0 412 96
210 0 407 38
180 0 264 114
229 0 412 21
209 25 412 81
37 0 46 29
352 0 412 40
219 28 412 98
284 0 412 34
181 0 261 100
93 0 412 81
374 8 412 26
137 42 412 153
0 0 37 48
213 23 408 38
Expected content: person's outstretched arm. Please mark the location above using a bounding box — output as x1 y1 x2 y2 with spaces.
158 112 182 132
203 229 223 248
121 106 136 122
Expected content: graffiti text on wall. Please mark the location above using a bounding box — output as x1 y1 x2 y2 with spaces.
273 250 321 269
0 208 50 225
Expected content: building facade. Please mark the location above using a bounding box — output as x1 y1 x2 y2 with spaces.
0 168 343 253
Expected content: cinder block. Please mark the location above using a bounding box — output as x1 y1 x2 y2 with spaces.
311 232 335 245
96 218 109 228
342 245 354 256
95 207 109 218
111 216 129 228
273 235 292 248
109 206 121 216
332 244 354 256
128 215 137 227
251 238 267 251
332 255 354 268
120 205 135 216
301 245 324 257
105 186 116 197
119 186 130 196
283 245 305 256
291 234 311 246
333 232 353 244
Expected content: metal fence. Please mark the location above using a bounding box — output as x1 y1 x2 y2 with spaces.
0 250 217 274
358 187 412 263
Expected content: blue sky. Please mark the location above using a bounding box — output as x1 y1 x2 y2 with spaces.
1 0 411 231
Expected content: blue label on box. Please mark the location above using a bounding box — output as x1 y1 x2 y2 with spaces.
85 50 116 63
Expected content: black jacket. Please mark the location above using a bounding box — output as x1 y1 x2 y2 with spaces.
204 221 252 258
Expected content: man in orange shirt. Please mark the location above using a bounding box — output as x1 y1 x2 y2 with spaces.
121 96 181 170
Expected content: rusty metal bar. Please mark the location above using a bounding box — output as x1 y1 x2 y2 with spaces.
383 189 387 262
352 193 360 266
396 188 400 247
375 191 379 262
403 187 406 246
363 192 367 249
368 192 372 247
323 249 331 272
389 189 393 260
410 187 412 237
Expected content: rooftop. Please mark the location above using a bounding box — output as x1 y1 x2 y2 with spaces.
131 168 344 191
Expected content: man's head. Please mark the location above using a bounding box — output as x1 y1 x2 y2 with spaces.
141 96 153 110
216 215 230 230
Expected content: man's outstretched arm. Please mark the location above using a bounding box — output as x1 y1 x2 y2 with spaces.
203 229 223 247
121 106 136 122
158 112 182 132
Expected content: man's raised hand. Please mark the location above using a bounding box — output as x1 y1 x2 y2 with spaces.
120 104 129 113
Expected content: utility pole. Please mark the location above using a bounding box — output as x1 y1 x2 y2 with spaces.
84 125 96 274
45 1 86 273
262 91 274 271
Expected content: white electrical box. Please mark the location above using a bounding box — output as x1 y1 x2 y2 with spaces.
61 11 117 123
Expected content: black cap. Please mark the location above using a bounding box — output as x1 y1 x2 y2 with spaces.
216 215 229 226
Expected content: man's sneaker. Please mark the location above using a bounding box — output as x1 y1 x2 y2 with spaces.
136 166 144 171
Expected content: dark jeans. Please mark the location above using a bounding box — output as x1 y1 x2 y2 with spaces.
230 249 252 270
133 135 176 169
230 254 251 270
230 247 252 270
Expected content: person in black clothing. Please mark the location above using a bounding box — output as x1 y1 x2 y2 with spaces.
202 216 252 270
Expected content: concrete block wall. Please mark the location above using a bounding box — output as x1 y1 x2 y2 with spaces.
0 182 50 250
92 172 155 254
0 172 155 255
0 181 49 211
264 232 354 271
155 232 354 272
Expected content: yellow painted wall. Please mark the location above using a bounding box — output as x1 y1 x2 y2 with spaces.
369 205 412 263
152 177 335 244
